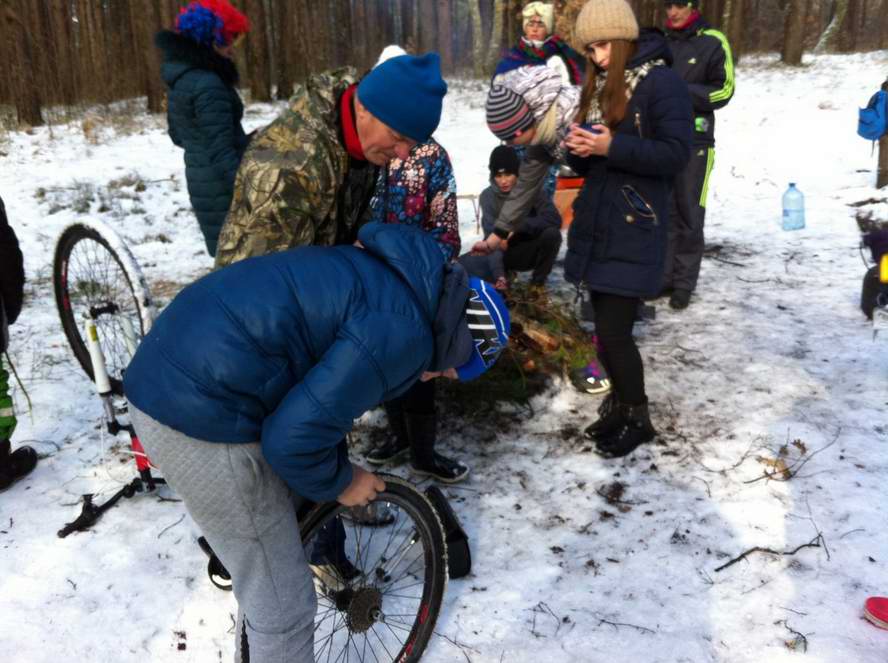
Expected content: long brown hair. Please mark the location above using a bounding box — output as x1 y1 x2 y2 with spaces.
575 40 638 129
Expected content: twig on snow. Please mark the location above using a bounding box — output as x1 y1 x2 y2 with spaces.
838 528 865 540
695 440 759 475
691 475 712 498
714 534 825 573
776 619 810 652
156 514 185 539
434 631 477 662
744 429 840 484
595 615 656 634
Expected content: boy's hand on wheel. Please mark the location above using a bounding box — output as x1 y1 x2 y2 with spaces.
337 465 386 507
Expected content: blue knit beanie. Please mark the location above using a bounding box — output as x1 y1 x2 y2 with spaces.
357 53 447 142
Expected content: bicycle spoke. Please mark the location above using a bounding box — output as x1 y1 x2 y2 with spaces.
369 623 396 661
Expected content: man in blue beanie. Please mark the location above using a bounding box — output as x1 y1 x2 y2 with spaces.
216 53 448 267
125 223 508 662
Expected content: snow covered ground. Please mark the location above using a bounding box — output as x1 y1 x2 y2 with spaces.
2 51 888 662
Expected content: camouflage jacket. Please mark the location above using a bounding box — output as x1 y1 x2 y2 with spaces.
214 68 378 267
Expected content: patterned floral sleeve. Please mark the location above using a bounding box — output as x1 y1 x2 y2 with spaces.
369 139 461 261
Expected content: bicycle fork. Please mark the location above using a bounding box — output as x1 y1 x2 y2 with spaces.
58 316 164 538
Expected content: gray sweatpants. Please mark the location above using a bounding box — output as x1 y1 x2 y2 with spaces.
130 406 317 663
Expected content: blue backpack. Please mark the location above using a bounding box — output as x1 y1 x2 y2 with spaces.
858 90 887 141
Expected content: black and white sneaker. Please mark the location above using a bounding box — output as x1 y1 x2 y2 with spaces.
410 453 469 484
365 437 409 466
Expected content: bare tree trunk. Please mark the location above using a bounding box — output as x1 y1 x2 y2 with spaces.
470 0 485 77
880 0 888 48
837 0 860 51
555 0 586 45
352 0 369 65
722 0 745 63
419 0 436 51
408 0 420 52
875 63 888 187
781 0 807 64
486 0 505 72
5 2 43 125
814 0 849 52
132 0 164 113
273 0 292 98
245 0 272 101
436 1 453 71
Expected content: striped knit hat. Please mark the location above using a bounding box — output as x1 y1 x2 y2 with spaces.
486 85 535 141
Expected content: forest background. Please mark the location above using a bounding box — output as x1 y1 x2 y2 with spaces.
1 0 887 128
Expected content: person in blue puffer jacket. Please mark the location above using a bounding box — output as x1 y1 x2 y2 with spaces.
563 0 692 459
155 0 251 257
123 223 509 663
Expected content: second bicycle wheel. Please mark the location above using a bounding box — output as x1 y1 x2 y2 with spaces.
53 221 153 396
301 475 448 663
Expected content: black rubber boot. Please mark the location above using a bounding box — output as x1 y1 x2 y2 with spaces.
597 401 656 458
366 401 410 466
583 393 623 441
0 438 37 492
669 289 691 310
407 413 469 484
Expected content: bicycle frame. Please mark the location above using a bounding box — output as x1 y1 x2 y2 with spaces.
58 310 165 538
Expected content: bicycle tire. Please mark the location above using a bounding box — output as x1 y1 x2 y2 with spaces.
53 221 153 396
300 474 448 663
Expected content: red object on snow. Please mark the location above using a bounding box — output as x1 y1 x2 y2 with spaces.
864 597 888 630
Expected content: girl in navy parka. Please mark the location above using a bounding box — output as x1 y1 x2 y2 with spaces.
563 0 692 458
155 1 251 257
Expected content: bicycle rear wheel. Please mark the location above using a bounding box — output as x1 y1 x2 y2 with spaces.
301 475 448 663
53 221 153 396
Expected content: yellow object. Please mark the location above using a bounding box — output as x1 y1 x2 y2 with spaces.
881 254 888 283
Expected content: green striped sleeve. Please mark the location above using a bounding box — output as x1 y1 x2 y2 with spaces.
702 29 735 104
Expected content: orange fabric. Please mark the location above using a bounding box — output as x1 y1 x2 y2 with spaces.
554 176 582 228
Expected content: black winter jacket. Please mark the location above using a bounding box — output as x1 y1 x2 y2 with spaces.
564 30 693 299
665 16 734 146
156 31 250 257
0 196 25 353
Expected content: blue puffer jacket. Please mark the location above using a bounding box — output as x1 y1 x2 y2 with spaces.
125 224 468 502
564 30 693 298
156 31 250 257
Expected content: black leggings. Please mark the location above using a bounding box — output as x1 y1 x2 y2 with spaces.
591 291 646 406
391 378 436 415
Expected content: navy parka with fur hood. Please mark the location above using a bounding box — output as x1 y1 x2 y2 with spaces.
156 30 250 257
565 30 693 298
124 224 472 502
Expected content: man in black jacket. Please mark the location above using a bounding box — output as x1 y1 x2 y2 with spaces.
662 0 734 309
0 195 37 491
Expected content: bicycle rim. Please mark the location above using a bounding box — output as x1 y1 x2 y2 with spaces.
53 222 151 395
301 476 447 663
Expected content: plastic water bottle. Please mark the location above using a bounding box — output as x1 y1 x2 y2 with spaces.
782 183 805 231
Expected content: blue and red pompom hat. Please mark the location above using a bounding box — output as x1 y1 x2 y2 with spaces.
176 0 250 48
455 277 511 381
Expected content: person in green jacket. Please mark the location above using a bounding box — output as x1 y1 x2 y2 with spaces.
156 0 251 257
0 195 37 491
